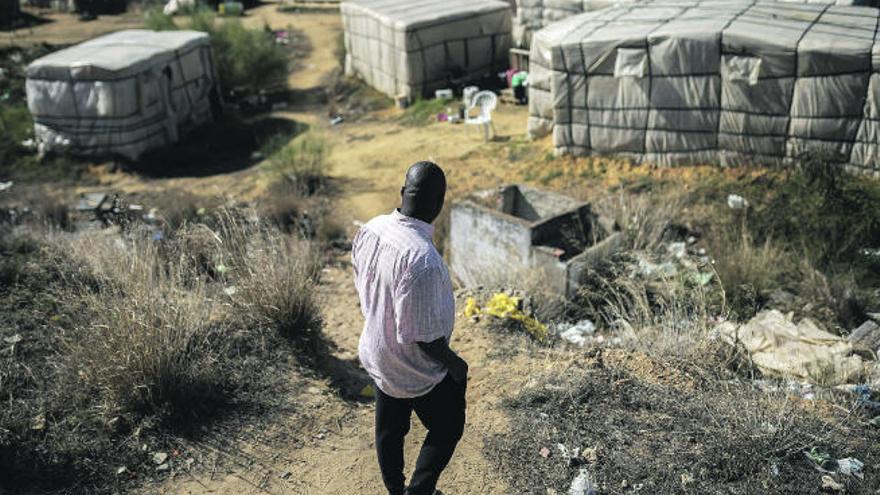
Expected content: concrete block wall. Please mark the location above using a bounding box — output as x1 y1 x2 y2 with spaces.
449 184 620 297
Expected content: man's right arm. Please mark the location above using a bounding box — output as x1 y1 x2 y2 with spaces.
418 338 468 382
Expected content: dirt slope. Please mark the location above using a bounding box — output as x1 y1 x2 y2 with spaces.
153 262 563 494
137 5 541 494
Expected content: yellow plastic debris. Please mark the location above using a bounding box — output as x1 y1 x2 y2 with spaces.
464 297 480 318
359 384 375 399
471 293 549 342
484 293 520 319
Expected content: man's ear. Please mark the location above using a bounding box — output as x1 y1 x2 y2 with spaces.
400 186 406 197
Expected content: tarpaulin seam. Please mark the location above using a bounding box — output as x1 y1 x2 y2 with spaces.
641 6 689 155
782 3 832 159
715 0 758 154
559 3 640 150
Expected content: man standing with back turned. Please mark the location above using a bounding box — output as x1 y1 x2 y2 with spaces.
352 161 468 495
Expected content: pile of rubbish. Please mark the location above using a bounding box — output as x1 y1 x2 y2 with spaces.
715 310 876 386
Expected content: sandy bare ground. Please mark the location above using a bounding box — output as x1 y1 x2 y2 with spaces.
150 262 575 495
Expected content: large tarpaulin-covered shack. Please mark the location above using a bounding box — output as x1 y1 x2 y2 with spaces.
341 0 513 99
514 0 880 49
26 30 218 160
528 0 880 175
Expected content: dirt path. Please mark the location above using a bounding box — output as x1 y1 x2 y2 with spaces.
155 255 561 494
141 3 546 493
0 8 143 47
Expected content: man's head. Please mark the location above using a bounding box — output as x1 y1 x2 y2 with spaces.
399 161 446 224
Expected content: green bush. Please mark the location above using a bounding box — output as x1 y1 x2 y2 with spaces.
0 104 33 171
143 6 179 31
144 8 288 92
399 98 452 126
0 104 33 143
199 15 288 92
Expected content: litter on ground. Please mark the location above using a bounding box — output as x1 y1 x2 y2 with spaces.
568 468 596 495
465 293 549 342
715 310 870 385
554 320 596 347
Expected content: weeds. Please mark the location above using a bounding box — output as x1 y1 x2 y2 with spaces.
399 98 452 126
263 132 331 194
0 206 324 493
209 210 323 342
710 227 793 319
145 8 288 93
596 191 685 251
488 358 880 494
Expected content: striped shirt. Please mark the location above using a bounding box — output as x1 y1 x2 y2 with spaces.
352 210 455 399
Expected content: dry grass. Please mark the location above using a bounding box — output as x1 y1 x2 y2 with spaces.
710 227 793 319
487 357 880 494
263 132 332 195
488 169 880 494
595 191 686 251
215 211 324 341
59 234 221 420
0 207 324 492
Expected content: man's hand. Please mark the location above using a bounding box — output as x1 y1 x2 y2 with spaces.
447 355 469 383
418 338 468 382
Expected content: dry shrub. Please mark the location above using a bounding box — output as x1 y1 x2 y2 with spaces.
263 132 331 195
797 264 867 332
235 235 323 341
211 210 324 342
595 191 685 251
0 209 325 492
259 180 307 235
577 258 722 361
710 227 793 320
44 208 323 419
60 233 222 420
488 362 880 494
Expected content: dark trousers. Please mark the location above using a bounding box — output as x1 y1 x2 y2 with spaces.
375 373 467 495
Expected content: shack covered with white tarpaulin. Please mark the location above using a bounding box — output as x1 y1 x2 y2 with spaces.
528 0 880 175
341 0 513 99
26 29 218 160
513 0 880 48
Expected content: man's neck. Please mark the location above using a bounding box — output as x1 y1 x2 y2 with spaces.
398 207 432 225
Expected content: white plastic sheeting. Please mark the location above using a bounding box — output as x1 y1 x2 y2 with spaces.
527 1 880 175
341 0 513 99
26 30 218 160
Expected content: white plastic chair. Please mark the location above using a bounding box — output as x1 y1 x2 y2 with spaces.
465 90 498 142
